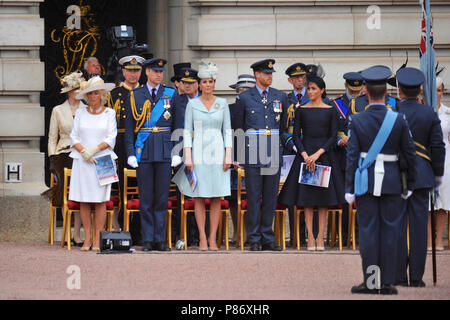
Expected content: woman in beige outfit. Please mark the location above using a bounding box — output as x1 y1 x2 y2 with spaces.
44 71 86 246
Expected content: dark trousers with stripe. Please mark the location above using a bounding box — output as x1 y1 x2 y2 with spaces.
137 162 171 243
244 166 280 245
396 188 429 283
356 193 403 285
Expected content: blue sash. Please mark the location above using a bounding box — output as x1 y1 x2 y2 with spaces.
386 96 397 111
354 109 398 196
135 87 175 163
333 98 348 119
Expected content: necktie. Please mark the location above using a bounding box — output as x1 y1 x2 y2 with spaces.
297 93 302 102
262 90 267 99
152 88 156 101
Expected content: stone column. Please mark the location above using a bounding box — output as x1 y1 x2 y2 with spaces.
0 0 48 241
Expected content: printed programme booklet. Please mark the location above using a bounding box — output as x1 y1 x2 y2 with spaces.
298 162 331 188
281 155 295 177
94 154 119 186
184 166 197 192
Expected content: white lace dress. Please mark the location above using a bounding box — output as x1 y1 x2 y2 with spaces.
435 103 450 210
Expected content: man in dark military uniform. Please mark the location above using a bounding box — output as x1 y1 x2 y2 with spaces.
394 67 445 288
347 65 399 116
233 59 287 251
171 67 200 246
171 62 191 95
107 54 145 243
345 65 417 295
124 57 179 252
330 72 364 243
281 62 309 247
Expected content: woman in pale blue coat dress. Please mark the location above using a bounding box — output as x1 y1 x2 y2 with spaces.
173 62 232 251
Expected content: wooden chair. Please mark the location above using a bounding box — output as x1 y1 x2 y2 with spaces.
48 172 62 245
61 168 115 250
274 181 287 250
123 168 173 249
347 202 358 250
326 205 343 251
179 193 230 251
293 206 304 250
236 168 247 251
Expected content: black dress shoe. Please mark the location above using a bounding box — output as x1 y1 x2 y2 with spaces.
379 284 398 295
409 280 426 287
250 243 261 251
262 242 282 251
155 242 171 252
142 241 153 252
394 280 409 287
351 283 379 294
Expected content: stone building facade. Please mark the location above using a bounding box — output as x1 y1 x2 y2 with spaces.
0 0 448 241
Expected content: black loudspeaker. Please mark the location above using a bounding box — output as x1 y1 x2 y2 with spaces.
100 231 132 252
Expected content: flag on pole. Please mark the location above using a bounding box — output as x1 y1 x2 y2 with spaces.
419 0 438 110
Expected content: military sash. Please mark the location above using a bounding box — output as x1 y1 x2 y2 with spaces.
333 98 348 119
354 110 398 196
135 87 175 163
386 95 397 111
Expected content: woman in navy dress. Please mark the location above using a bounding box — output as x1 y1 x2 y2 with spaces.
278 76 344 250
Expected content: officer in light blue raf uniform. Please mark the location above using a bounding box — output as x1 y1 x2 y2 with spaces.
347 65 399 116
124 57 179 252
345 65 417 295
394 67 445 288
233 59 288 251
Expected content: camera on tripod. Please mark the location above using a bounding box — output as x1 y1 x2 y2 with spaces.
106 25 152 84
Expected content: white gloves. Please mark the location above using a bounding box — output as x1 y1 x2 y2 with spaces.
127 156 139 168
345 193 355 205
401 190 413 200
435 176 443 187
80 146 100 163
171 155 183 167
292 145 298 153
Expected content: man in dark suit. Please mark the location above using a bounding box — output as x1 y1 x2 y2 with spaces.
330 72 364 244
233 59 288 251
394 67 445 287
124 57 178 252
171 67 200 246
345 65 417 295
107 54 144 243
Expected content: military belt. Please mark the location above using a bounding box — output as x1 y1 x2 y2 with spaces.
247 129 279 136
139 126 171 133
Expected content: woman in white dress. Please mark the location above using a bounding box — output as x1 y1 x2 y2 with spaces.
428 77 449 250
69 76 116 251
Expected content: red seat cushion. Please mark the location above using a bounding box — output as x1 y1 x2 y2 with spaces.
169 196 178 203
329 204 342 210
110 195 120 205
67 200 114 210
127 199 140 210
184 199 229 210
276 203 287 210
67 200 80 210
241 200 247 210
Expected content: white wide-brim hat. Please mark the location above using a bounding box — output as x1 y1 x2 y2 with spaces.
75 76 115 100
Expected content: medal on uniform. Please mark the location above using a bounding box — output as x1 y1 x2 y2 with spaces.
163 99 171 109
214 103 220 109
163 110 171 120
273 100 282 113
262 97 267 104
